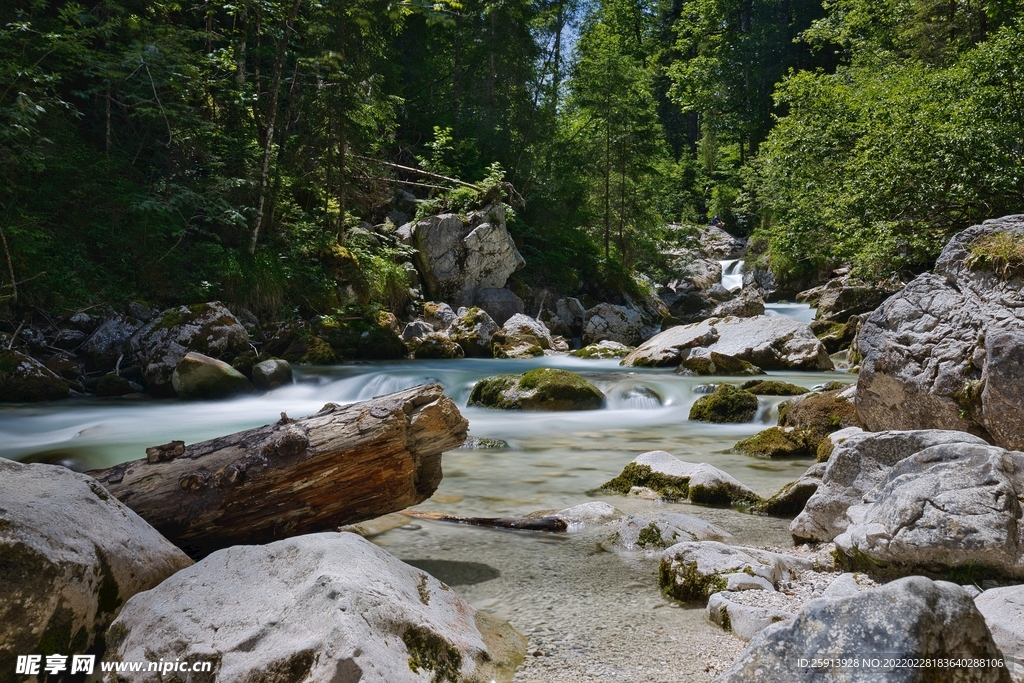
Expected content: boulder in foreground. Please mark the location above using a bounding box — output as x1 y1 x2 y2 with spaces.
0 459 192 673
719 576 1011 683
105 532 526 683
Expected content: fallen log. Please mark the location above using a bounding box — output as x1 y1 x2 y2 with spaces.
402 510 568 532
89 383 468 557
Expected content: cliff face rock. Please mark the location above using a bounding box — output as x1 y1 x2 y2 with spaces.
409 203 525 308
856 215 1024 450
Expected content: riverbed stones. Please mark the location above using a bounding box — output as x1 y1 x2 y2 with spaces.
706 592 796 641
468 368 605 411
975 586 1024 679
499 314 552 349
602 450 760 505
250 358 293 390
791 430 992 544
423 301 458 331
412 333 466 359
689 384 759 423
833 441 1024 578
171 351 253 400
132 301 250 396
752 463 827 516
856 215 1024 451
0 459 192 672
103 532 526 683
0 349 70 402
718 576 1012 683
410 203 526 307
621 315 833 371
582 303 645 346
741 379 809 396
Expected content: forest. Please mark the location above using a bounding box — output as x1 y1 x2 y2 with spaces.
2 0 1023 318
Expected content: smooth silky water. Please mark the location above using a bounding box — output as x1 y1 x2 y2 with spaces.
1 353 850 681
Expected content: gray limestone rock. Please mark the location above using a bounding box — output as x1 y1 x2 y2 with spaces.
1 459 192 672
410 204 525 307
582 303 645 347
474 288 525 327
104 532 526 683
132 302 250 395
856 215 1024 450
250 358 293 391
718 576 1011 683
171 351 254 400
622 315 833 371
791 430 989 543
975 586 1024 681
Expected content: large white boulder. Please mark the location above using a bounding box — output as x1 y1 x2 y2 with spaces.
0 459 192 667
104 532 526 682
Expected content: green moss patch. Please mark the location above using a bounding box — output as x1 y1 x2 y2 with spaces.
601 463 689 501
659 559 728 604
734 426 812 458
570 343 633 359
740 380 809 396
468 368 605 410
403 626 462 683
688 385 759 423
779 389 861 453
679 352 761 376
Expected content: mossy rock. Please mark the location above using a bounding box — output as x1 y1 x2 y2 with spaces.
678 351 762 376
751 477 820 516
600 462 689 501
658 559 728 604
688 385 759 423
490 333 544 359
570 342 633 359
313 311 405 360
412 334 465 359
739 380 809 396
448 307 498 357
734 426 812 458
0 350 71 402
468 368 605 411
779 388 861 453
231 351 258 379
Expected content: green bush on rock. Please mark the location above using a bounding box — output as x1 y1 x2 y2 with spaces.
468 368 605 411
689 385 759 423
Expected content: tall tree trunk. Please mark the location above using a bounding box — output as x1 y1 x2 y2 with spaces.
604 115 611 261
249 0 302 254
454 13 462 130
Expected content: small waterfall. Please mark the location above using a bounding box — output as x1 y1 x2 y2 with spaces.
719 259 744 291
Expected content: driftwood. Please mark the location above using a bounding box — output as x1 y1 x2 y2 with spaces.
402 510 568 532
89 384 468 557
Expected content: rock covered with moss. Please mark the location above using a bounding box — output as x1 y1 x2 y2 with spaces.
264 320 337 365
104 532 525 683
659 541 812 605
857 215 1024 451
601 513 734 555
734 427 810 458
131 301 250 395
752 463 827 516
448 306 499 357
740 380 809 396
468 368 605 411
171 351 254 400
0 459 193 667
601 450 760 505
676 348 763 376
570 340 633 359
689 384 759 423
0 349 70 402
411 333 465 359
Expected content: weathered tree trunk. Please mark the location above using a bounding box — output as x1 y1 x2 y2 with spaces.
89 384 467 558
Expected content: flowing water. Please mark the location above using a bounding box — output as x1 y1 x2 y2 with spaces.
1 355 850 681
1 268 837 681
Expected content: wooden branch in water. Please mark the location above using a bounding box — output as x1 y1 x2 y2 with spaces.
403 510 568 532
89 384 468 558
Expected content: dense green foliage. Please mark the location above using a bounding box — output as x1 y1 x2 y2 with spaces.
1 0 1021 316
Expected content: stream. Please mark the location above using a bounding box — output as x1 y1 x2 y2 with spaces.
1 270 843 681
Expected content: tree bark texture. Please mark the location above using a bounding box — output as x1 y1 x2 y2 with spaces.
88 384 468 558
